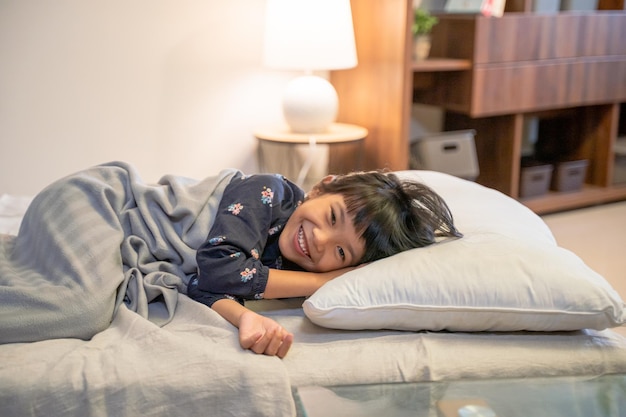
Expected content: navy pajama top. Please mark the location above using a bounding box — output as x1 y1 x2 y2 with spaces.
188 172 305 307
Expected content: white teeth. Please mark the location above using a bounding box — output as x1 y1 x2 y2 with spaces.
298 226 309 257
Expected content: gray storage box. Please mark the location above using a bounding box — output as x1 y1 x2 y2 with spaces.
410 130 479 180
613 137 626 184
560 0 599 11
520 161 553 199
550 159 588 192
532 0 560 13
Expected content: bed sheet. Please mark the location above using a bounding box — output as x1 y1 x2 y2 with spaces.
250 299 626 388
0 194 32 235
2 294 625 417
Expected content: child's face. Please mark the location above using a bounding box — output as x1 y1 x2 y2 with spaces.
279 193 365 272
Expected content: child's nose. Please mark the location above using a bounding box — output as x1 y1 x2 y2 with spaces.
312 227 332 251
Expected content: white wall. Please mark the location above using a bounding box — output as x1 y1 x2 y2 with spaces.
0 0 300 195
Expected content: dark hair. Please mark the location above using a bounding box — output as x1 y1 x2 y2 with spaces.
312 171 462 264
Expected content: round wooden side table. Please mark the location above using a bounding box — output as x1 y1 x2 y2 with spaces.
255 123 368 188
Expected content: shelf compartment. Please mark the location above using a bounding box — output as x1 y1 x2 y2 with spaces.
522 184 626 214
411 58 471 72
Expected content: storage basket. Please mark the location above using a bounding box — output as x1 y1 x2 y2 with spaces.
550 159 588 192
520 160 553 198
410 130 479 180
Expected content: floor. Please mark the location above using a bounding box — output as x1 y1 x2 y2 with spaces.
542 201 626 337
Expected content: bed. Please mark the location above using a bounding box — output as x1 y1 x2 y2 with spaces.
0 164 624 417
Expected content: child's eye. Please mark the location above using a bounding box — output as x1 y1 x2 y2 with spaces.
330 208 336 226
337 246 345 261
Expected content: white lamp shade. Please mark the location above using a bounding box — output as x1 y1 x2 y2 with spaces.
263 0 358 71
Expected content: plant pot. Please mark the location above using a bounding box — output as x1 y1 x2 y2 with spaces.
413 34 432 61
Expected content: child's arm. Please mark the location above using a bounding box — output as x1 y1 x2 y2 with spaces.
211 267 354 358
211 298 293 358
263 267 356 299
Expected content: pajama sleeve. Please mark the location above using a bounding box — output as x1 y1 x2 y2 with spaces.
190 173 303 307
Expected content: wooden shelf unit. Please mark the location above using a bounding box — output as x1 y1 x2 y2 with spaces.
421 13 626 117
331 1 626 214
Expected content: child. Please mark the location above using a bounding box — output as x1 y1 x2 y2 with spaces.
0 162 459 349
187 170 461 358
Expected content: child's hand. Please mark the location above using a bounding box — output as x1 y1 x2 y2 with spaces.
238 310 293 358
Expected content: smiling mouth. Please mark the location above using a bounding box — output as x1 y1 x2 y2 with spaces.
297 226 310 258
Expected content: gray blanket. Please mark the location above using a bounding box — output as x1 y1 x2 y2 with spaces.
0 161 237 343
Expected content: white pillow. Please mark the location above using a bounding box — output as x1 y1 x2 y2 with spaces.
303 171 626 332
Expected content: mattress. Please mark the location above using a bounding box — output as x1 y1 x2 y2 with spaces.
1 291 624 416
251 298 626 388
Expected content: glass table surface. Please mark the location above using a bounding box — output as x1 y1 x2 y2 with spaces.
294 374 626 417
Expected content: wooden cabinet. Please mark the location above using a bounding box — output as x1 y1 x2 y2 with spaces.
331 0 626 214
421 13 626 117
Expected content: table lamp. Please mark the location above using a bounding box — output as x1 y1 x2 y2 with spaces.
263 0 358 133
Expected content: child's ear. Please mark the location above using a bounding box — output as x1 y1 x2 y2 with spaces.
307 175 336 199
320 174 336 184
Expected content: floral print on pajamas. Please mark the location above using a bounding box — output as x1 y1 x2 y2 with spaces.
188 172 305 308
